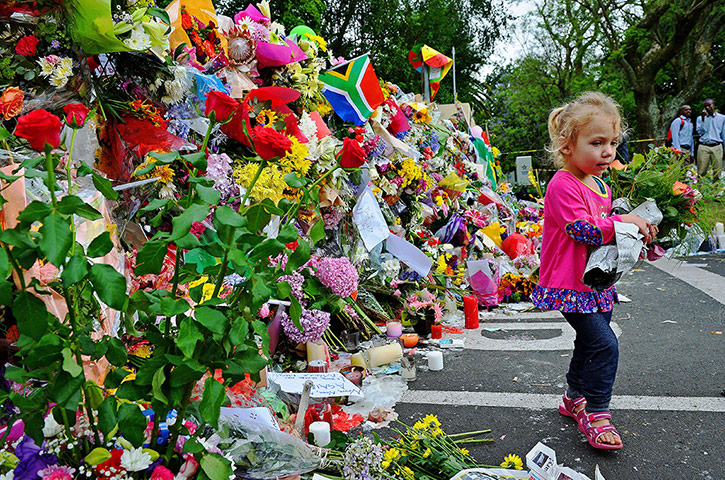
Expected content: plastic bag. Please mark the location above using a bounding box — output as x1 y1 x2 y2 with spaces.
211 411 322 479
466 259 499 308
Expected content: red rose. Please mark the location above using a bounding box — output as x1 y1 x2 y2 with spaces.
337 137 367 168
63 103 90 128
14 109 63 151
96 449 125 477
15 35 39 56
205 90 238 123
251 125 293 160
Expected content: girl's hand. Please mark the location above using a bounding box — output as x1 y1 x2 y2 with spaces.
620 214 658 244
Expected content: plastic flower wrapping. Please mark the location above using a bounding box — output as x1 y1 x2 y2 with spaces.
0 0 710 478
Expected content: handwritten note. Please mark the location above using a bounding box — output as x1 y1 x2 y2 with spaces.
385 233 432 277
353 188 389 251
267 372 363 398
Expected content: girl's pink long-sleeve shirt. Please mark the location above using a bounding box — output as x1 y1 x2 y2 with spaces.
532 170 622 312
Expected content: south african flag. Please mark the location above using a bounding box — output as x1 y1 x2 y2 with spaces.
320 54 385 126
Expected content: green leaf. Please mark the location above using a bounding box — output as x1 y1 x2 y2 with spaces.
152 367 168 404
251 276 271 302
286 239 310 272
289 295 302 332
118 403 147 447
0 247 10 280
310 219 326 245
284 172 306 188
277 223 298 244
97 396 118 438
185 248 217 274
134 240 168 275
261 198 284 215
50 371 84 410
61 255 89 284
169 204 209 241
85 448 112 466
177 316 204 357
182 151 207 170
246 204 271 233
199 377 226 427
57 195 84 215
61 347 83 377
175 232 201 249
195 307 227 335
148 151 180 163
87 231 114 257
140 198 171 212
146 6 171 26
160 297 191 317
13 292 47 340
229 318 250 345
16 200 52 223
196 184 221 205
214 205 244 227
39 212 72 266
92 172 119 200
0 279 11 305
249 238 285 262
89 264 128 310
75 203 103 220
182 438 205 454
105 337 128 366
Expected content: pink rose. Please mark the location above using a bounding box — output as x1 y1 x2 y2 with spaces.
150 465 174 480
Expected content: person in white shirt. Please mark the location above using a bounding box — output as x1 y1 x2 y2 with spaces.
695 99 725 179
668 105 693 158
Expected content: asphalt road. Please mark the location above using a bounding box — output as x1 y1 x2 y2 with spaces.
389 255 725 480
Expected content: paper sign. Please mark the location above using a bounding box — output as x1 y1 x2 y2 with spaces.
220 407 279 430
353 188 389 250
267 372 363 398
385 233 432 277
309 110 331 139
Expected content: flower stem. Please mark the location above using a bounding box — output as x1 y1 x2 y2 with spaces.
448 429 492 437
200 119 215 153
284 164 341 221
453 438 494 444
66 128 78 196
44 146 57 208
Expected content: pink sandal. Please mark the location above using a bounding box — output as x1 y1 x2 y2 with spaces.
558 393 586 421
578 411 623 450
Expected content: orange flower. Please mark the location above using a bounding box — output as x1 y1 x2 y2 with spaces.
0 87 24 120
672 181 689 195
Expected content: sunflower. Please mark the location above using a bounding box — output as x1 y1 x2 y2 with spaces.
500 453 524 470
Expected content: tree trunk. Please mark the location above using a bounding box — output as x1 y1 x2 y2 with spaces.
633 85 657 144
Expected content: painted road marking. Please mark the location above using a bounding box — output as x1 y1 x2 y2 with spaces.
400 390 725 412
455 322 622 351
649 257 725 305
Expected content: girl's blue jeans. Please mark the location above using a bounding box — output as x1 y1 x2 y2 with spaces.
562 310 618 412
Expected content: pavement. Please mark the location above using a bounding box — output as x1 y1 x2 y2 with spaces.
388 253 725 479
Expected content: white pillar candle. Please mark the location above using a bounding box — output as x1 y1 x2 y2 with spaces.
350 351 368 369
306 340 328 363
309 421 331 446
718 234 725 250
715 222 725 236
428 351 443 371
366 342 403 367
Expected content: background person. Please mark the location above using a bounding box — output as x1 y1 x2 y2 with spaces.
669 105 694 158
695 99 725 179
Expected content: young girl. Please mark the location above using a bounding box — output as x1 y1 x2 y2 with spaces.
531 92 657 450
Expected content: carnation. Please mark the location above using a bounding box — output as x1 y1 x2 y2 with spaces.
279 308 330 343
315 256 358 298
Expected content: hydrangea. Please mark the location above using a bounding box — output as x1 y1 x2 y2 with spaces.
279 308 330 343
315 257 358 298
342 437 384 480
278 271 304 302
207 153 236 200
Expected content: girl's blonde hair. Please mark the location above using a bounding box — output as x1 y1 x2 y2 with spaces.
547 91 625 167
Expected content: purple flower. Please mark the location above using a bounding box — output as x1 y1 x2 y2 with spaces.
279 308 330 343
315 257 358 298
13 436 57 480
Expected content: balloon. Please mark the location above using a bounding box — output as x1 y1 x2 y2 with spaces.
501 233 534 260
470 125 483 138
290 25 316 39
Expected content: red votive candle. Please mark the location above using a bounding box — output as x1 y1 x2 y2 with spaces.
431 324 443 339
464 295 479 329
